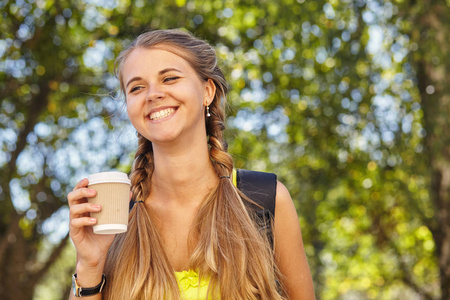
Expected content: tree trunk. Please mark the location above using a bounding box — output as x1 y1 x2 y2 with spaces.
0 233 35 300
413 1 450 298
420 67 450 300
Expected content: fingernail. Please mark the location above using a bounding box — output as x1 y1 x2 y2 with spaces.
89 189 96 194
93 205 101 209
91 218 96 223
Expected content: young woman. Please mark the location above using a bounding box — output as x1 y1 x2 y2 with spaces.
68 29 315 299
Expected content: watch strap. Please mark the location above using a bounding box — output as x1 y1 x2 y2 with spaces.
73 273 106 297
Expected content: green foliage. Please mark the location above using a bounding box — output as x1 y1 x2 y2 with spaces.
0 0 447 299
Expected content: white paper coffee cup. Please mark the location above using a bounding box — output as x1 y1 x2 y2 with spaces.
87 171 131 234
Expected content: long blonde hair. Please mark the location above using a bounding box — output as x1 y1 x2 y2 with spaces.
103 29 285 300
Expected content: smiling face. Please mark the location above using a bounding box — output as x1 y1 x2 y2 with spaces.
122 46 215 146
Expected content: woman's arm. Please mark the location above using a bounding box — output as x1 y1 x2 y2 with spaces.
274 181 316 300
68 178 116 300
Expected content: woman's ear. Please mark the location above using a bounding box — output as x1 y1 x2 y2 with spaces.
204 79 216 105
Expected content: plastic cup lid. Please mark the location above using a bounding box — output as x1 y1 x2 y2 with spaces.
87 171 131 186
93 224 127 235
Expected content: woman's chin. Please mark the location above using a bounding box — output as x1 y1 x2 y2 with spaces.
146 132 181 145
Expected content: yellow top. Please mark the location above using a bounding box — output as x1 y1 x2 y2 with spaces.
175 170 236 299
175 270 214 299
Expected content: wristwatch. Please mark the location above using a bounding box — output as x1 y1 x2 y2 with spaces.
72 273 106 297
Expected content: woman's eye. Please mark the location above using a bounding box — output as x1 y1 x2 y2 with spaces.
130 86 143 93
164 76 179 83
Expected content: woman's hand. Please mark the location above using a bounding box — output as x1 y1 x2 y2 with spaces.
68 178 115 269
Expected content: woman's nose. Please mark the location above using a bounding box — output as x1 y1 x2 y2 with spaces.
146 84 165 102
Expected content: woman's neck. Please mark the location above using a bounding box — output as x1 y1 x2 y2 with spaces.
150 138 218 204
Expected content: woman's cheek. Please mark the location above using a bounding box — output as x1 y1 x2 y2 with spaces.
126 100 141 125
126 98 137 114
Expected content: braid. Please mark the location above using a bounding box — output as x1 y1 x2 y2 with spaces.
189 94 285 299
206 102 233 178
103 135 180 300
205 66 232 178
130 134 153 203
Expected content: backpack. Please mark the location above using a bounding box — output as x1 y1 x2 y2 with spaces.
235 169 277 249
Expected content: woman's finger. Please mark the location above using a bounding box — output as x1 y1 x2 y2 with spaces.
67 188 97 206
70 203 101 218
71 216 97 229
73 178 89 191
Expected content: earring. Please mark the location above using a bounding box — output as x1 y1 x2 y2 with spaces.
206 105 211 117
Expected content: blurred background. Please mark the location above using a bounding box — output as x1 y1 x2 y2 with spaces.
0 0 448 299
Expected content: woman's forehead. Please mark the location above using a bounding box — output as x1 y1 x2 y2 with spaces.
123 46 193 76
131 44 190 64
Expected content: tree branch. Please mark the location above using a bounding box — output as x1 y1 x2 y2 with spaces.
392 241 437 300
30 232 70 287
394 177 436 232
7 83 50 173
376 215 437 300
0 214 21 266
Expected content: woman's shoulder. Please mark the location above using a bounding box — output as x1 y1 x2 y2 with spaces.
275 180 293 207
274 179 299 223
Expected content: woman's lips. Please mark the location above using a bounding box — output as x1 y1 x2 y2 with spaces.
149 107 176 120
146 107 178 123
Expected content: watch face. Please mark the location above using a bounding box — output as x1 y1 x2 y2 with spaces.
72 274 79 297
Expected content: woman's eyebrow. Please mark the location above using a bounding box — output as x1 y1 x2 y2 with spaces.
158 67 182 75
126 77 142 88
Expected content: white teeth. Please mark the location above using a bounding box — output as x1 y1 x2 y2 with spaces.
149 108 175 120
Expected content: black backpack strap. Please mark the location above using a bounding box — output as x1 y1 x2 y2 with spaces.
236 169 277 248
